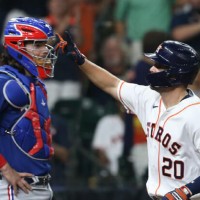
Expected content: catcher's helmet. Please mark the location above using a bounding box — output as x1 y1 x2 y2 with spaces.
4 17 57 79
145 40 199 87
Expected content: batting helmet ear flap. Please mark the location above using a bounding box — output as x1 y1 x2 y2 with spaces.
145 40 200 88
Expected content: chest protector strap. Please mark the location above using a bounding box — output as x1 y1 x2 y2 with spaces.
25 83 53 157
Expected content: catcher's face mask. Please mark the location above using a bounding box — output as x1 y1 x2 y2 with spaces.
4 17 57 79
23 37 57 79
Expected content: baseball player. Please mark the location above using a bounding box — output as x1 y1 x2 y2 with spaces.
0 17 58 200
56 32 200 200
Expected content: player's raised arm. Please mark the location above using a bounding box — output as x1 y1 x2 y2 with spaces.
55 32 121 100
80 59 120 99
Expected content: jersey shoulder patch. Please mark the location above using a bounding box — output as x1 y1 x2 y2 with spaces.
3 80 29 109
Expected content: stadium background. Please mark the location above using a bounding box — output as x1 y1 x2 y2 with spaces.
0 0 200 199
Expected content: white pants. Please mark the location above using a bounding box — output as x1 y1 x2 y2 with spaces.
0 178 53 200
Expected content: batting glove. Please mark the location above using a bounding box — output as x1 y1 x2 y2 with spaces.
162 186 192 200
55 31 85 65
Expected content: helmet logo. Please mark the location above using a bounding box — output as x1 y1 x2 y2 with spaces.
45 23 52 30
156 45 162 53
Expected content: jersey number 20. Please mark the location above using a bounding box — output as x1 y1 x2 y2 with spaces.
162 157 184 179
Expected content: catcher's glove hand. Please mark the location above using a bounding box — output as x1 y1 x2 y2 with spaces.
55 31 85 65
162 186 192 200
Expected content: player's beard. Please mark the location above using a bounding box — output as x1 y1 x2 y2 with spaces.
150 86 163 93
33 57 51 67
150 85 178 93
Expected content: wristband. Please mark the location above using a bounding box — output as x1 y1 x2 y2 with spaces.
185 176 200 196
0 154 7 168
180 186 192 197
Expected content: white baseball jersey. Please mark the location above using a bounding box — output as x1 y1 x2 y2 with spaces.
117 81 200 197
92 114 124 175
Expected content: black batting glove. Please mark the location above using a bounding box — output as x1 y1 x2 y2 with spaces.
162 186 192 200
55 31 85 65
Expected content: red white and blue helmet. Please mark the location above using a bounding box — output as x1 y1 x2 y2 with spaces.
4 17 57 79
145 40 200 87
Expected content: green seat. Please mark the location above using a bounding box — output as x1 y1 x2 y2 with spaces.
52 99 82 137
80 98 106 138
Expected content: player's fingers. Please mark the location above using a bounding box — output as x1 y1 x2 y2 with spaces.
13 185 18 196
17 180 29 194
55 33 64 42
21 178 32 191
18 172 33 178
64 31 74 45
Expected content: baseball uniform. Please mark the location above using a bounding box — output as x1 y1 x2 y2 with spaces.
118 81 200 199
0 66 53 200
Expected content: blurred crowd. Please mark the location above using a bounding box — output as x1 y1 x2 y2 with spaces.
1 0 200 199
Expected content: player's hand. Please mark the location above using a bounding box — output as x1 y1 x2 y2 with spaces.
162 187 192 200
1 163 33 196
55 31 85 65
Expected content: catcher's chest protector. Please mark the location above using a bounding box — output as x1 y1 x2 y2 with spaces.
0 65 53 160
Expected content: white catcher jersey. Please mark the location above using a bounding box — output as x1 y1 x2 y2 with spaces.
117 81 200 197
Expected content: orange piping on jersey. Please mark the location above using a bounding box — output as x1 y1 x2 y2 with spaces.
118 81 136 114
163 102 200 128
155 142 161 195
119 81 132 113
155 101 200 195
154 98 162 196
118 81 125 103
